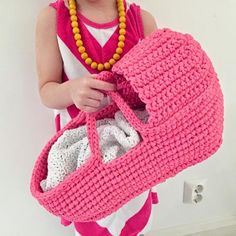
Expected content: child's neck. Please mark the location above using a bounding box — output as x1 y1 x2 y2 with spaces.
77 0 116 11
76 0 118 24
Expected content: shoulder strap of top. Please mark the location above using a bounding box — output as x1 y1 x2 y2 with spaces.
48 0 58 9
49 0 145 40
126 1 145 40
48 0 68 38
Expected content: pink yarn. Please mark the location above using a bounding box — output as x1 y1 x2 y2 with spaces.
30 28 224 222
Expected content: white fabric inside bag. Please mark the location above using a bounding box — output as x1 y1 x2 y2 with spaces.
40 109 148 192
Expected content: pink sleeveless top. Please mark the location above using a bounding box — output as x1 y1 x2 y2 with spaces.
49 0 145 131
48 1 158 235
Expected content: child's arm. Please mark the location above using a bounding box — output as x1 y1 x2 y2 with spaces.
141 9 158 37
35 7 116 113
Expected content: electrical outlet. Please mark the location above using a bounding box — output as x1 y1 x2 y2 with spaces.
183 179 207 204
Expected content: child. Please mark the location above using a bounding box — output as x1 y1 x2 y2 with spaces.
35 0 158 235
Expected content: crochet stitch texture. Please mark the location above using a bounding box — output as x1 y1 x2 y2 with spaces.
30 28 224 222
40 109 148 191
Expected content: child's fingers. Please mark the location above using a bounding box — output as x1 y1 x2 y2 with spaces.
82 105 99 113
83 98 101 108
87 88 105 101
87 73 98 79
89 78 116 91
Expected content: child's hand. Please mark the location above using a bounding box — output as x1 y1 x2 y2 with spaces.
69 74 116 113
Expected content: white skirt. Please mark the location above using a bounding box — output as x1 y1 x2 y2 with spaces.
74 189 156 236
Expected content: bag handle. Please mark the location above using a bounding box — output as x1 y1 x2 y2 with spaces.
85 90 149 162
68 71 149 162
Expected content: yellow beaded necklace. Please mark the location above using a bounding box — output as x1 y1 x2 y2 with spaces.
69 0 126 71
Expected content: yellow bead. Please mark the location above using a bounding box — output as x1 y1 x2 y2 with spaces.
113 53 120 60
117 0 123 6
71 21 78 27
97 64 104 71
69 9 76 15
104 62 111 70
69 0 126 71
73 27 80 34
91 62 98 69
70 15 78 21
85 58 92 65
81 53 88 60
109 58 116 65
119 16 126 23
117 3 124 9
118 41 125 48
119 11 125 17
116 47 123 54
76 40 83 47
74 33 81 40
119 29 126 35
69 4 76 9
119 22 126 29
118 35 125 41
69 1 76 6
69 1 74 5
118 6 125 11
79 46 85 53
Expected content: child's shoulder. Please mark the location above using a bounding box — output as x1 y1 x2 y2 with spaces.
127 1 157 37
140 9 158 37
35 2 58 36
37 0 64 20
47 0 66 10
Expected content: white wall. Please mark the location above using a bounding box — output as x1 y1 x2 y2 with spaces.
0 1 235 236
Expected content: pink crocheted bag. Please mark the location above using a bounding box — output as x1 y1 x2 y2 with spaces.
30 28 224 222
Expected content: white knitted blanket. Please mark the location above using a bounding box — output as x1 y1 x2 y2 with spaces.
40 109 148 192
